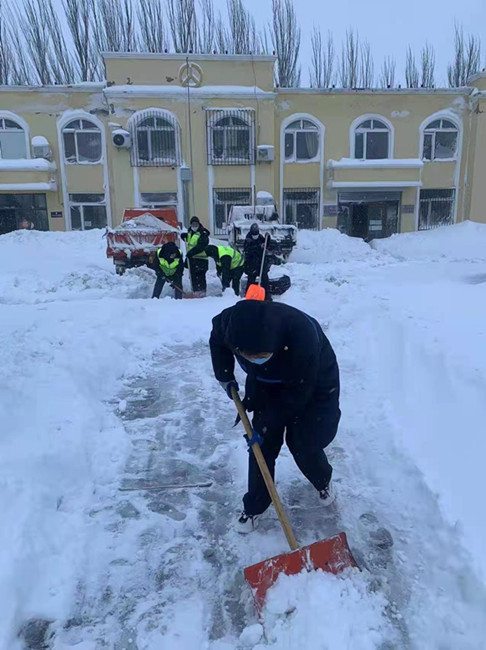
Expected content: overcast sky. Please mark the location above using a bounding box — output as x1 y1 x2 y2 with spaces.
213 0 486 86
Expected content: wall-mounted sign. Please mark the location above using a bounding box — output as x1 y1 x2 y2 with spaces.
323 204 338 216
402 205 415 214
51 211 63 218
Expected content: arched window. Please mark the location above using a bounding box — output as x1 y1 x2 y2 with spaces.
284 119 319 161
207 110 254 165
132 112 179 166
422 119 458 161
354 118 390 160
63 119 102 163
0 117 27 159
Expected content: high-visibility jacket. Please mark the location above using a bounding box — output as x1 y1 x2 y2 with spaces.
216 245 244 269
157 253 180 277
186 231 208 259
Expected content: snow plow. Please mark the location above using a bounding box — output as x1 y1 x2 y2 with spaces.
231 388 358 611
106 208 180 275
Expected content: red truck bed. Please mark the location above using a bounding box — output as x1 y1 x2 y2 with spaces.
106 208 180 274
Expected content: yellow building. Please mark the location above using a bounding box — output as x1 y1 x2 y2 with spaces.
1 53 486 239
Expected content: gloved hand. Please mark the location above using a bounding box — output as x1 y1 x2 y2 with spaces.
219 380 239 399
244 429 264 448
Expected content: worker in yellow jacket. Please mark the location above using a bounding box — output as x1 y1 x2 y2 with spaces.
206 244 245 296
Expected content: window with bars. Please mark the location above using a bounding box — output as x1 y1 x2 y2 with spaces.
63 119 102 164
283 188 320 230
354 118 390 160
207 110 254 165
213 187 252 235
131 111 180 167
419 189 455 230
422 119 458 161
0 117 27 159
69 193 107 230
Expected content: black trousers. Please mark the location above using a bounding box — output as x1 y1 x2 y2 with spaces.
222 266 245 296
246 265 271 300
188 258 208 293
243 407 338 516
152 273 183 299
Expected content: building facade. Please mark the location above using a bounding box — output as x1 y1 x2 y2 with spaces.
1 53 486 239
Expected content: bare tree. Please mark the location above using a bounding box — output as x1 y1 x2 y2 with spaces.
17 0 53 84
138 0 168 53
421 43 435 87
0 2 11 84
405 46 419 88
167 0 198 53
44 0 76 83
310 28 334 88
266 0 301 87
380 55 396 88
339 29 359 88
63 0 97 81
198 0 215 53
359 40 374 88
226 0 258 54
93 0 138 55
447 24 481 87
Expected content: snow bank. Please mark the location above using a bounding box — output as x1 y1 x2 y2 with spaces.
372 220 486 262
251 570 397 649
290 228 379 264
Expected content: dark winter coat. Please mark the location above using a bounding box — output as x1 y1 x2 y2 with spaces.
209 301 341 433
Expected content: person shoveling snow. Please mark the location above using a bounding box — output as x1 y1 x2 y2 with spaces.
210 300 356 609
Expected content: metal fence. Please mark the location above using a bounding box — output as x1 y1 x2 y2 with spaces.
130 110 181 167
206 109 255 165
419 189 455 230
213 187 252 235
283 188 320 230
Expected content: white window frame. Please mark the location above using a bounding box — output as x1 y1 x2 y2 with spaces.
284 118 320 163
62 119 102 165
0 111 30 159
140 192 178 209
350 114 394 160
207 110 255 165
421 119 459 162
69 194 106 231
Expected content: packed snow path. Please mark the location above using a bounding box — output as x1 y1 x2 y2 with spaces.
1 225 486 649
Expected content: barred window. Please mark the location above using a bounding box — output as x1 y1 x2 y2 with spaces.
140 192 178 208
423 119 458 161
131 111 180 167
213 187 252 235
207 110 254 165
419 189 455 230
283 188 320 230
63 119 102 164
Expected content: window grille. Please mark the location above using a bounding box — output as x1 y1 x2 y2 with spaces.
140 192 178 208
419 189 455 230
213 187 252 235
283 188 320 230
206 109 254 165
131 111 180 167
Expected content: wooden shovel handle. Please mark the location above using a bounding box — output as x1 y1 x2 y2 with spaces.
231 387 299 551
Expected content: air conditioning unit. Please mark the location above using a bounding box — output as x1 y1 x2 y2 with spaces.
257 145 275 162
32 135 52 161
112 129 131 148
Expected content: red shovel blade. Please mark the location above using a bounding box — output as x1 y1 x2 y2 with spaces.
244 532 357 612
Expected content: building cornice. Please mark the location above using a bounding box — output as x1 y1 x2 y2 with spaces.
102 52 277 63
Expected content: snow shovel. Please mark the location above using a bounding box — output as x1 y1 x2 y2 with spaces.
231 387 358 611
245 233 269 301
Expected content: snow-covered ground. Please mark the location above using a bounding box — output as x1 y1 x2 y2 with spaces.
1 223 486 649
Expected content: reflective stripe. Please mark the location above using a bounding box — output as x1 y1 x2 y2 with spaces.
187 231 208 259
216 245 243 269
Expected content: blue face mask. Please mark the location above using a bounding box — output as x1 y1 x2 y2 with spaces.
248 354 273 365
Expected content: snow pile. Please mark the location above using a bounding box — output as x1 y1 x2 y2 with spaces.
249 570 397 649
112 213 179 232
291 228 380 264
372 220 486 262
